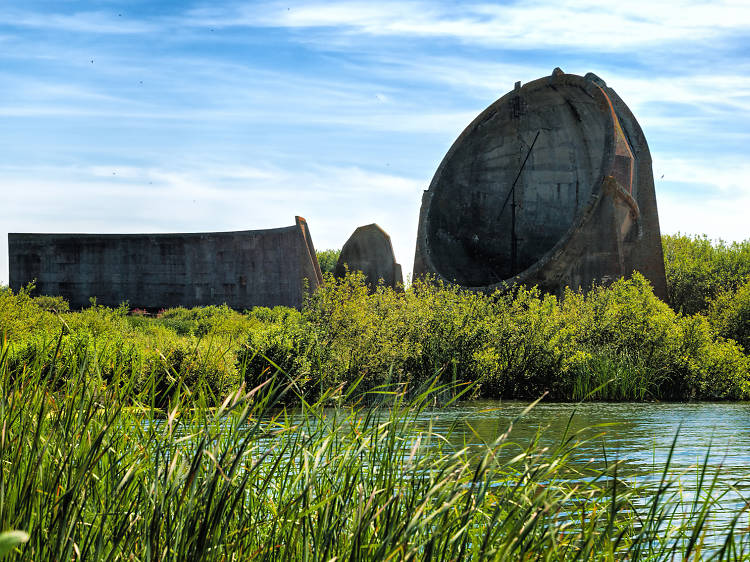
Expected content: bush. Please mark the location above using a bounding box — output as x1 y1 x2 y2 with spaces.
316 248 341 274
0 284 63 339
560 274 750 400
662 234 750 314
304 273 496 395
154 304 258 340
474 287 573 398
709 277 750 352
2 267 749 404
236 307 325 397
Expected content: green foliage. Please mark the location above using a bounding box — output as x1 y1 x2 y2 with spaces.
476 287 573 398
152 304 260 339
1 351 748 560
559 275 750 400
709 277 750 352
277 272 749 401
236 306 326 398
28 294 70 313
4 267 750 556
0 284 63 340
662 234 750 314
316 248 341 274
302 273 511 396
2 267 749 403
1 291 245 407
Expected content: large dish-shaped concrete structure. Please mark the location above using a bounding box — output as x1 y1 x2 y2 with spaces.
413 69 667 299
9 216 323 310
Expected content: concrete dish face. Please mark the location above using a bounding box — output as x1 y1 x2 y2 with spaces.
425 74 613 286
414 70 667 299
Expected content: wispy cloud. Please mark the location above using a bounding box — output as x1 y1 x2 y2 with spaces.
184 0 750 51
614 74 750 116
0 160 425 283
653 157 750 195
2 0 749 286
0 9 158 34
659 190 750 241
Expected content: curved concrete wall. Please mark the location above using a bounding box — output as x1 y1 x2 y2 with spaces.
9 216 323 310
414 69 667 299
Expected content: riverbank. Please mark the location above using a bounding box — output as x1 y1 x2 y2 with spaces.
1 357 748 560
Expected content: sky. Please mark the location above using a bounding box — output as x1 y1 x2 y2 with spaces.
1 0 749 285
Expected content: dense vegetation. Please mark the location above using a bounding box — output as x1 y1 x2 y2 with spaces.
1 271 748 404
316 248 341 274
1 234 750 559
0 233 748 407
662 234 750 315
0 354 747 560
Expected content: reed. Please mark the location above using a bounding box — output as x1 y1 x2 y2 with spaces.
1 339 748 561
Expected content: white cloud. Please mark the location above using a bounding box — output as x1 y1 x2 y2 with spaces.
653 155 750 240
356 54 750 119
659 191 750 241
0 162 427 284
612 74 750 116
191 0 750 52
653 156 750 194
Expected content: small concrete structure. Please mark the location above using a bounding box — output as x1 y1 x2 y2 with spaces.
334 224 403 289
414 69 667 299
9 216 323 310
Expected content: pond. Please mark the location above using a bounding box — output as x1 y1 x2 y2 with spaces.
414 400 750 521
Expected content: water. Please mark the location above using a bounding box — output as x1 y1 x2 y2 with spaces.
417 401 750 466
272 400 750 499
160 399 750 553
413 400 750 526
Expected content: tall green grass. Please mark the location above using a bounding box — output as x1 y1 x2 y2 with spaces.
1 338 748 560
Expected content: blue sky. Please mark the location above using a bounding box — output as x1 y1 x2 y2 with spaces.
2 1 749 285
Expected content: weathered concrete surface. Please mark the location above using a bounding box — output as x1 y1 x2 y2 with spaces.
334 224 403 289
413 69 668 300
9 216 323 310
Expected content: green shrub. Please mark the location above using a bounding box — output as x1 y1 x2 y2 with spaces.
564 274 750 400
0 284 63 339
155 304 258 340
678 313 750 399
236 307 328 400
2 265 749 404
30 294 70 313
472 287 572 398
64 300 131 336
316 248 341 274
709 277 750 352
662 234 750 314
304 273 495 395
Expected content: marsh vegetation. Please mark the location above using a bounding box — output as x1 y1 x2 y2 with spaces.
1 234 749 559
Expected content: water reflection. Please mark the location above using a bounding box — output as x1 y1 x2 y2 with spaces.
413 401 750 514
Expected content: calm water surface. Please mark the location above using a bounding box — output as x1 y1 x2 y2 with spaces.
415 401 750 512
